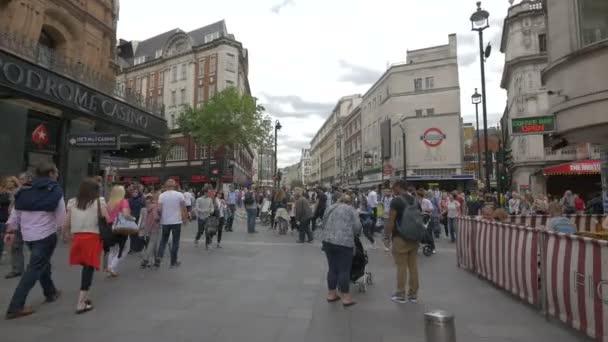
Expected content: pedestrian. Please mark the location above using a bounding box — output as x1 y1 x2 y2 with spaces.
139 195 160 268
156 179 188 267
319 194 361 307
312 188 327 231
4 162 64 320
214 192 226 248
65 178 109 314
386 180 420 304
381 190 393 252
105 185 131 277
184 188 195 217
245 187 259 233
547 202 576 234
0 178 13 264
195 189 215 249
367 186 379 228
4 174 27 279
225 186 238 232
574 193 585 214
446 193 460 242
294 188 313 243
560 190 576 215
508 192 521 215
417 189 436 254
127 185 145 254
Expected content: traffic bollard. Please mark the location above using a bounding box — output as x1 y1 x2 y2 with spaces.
424 310 456 342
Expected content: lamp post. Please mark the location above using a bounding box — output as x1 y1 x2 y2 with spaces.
471 1 492 191
398 120 407 180
471 88 483 182
274 120 282 188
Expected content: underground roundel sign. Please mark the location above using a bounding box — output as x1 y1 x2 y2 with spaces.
420 128 446 147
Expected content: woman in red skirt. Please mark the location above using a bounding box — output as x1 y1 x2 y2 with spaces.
64 178 109 314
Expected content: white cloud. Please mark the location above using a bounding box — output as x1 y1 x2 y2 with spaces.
117 0 510 167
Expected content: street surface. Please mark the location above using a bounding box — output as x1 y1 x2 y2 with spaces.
0 213 587 342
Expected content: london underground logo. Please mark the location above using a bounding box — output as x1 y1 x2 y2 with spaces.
420 128 446 147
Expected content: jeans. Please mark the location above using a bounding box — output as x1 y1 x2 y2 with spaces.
225 204 236 230
7 233 58 313
447 217 457 242
157 224 181 265
246 208 257 233
298 218 313 242
360 214 375 244
392 236 419 297
195 218 208 243
10 230 25 274
217 217 224 244
323 241 353 294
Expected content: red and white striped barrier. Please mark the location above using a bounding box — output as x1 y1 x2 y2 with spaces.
543 232 608 340
509 214 606 233
456 217 476 272
475 220 540 306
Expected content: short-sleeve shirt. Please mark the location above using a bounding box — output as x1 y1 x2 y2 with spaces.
68 197 107 234
390 196 406 224
159 190 185 225
108 199 129 224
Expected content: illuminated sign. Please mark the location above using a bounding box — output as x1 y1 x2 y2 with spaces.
511 115 555 135
420 128 446 147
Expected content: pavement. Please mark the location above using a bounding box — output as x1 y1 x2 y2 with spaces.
0 212 588 342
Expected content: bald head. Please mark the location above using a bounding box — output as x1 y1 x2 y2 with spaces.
165 179 177 190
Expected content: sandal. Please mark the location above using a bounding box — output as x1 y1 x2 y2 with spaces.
326 296 341 303
342 301 357 308
75 303 94 315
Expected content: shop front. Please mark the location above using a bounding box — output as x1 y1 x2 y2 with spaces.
0 48 167 198
543 159 602 201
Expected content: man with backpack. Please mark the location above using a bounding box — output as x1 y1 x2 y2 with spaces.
386 180 422 304
244 187 258 233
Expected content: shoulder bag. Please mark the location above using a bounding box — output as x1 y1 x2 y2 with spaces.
97 199 114 250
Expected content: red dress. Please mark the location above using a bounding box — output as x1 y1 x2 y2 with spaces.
69 233 103 270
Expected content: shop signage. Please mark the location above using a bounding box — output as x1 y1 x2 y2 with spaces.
100 155 130 168
68 133 118 149
511 115 555 135
0 50 167 139
543 159 601 175
420 128 446 147
383 163 393 176
140 176 160 184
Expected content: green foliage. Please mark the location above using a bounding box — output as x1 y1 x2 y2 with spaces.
177 87 272 149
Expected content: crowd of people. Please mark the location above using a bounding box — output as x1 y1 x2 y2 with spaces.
1 161 606 318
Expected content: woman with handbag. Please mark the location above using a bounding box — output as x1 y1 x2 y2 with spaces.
64 178 110 314
105 185 133 277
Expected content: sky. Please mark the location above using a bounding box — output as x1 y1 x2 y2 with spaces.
117 0 511 167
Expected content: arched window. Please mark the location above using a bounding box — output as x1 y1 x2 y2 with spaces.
38 29 56 67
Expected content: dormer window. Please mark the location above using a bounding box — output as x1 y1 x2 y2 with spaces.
204 32 220 44
155 49 163 58
134 56 146 65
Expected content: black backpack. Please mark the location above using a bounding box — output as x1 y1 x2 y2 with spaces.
396 194 426 242
0 191 11 223
244 192 255 205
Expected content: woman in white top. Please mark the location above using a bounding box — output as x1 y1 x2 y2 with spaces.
65 178 110 314
446 193 461 242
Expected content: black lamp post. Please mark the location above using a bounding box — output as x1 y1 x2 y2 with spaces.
274 120 282 188
471 1 492 191
471 88 483 182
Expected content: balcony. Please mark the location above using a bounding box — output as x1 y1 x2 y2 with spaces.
0 31 165 118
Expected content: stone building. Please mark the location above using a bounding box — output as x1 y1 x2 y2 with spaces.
115 20 255 188
0 0 166 197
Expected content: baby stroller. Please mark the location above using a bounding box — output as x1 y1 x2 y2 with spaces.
275 207 290 235
420 214 434 257
351 235 373 293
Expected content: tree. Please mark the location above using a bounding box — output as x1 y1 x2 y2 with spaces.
178 87 272 186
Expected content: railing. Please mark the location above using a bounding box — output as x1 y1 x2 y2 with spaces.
0 31 165 118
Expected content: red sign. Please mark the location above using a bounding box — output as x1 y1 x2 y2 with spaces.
140 176 161 184
190 175 209 183
420 128 446 147
31 124 49 147
383 163 393 176
543 160 601 176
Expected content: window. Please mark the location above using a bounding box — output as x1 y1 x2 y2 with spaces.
210 56 217 74
425 77 434 89
226 53 236 72
579 0 608 46
198 86 205 103
133 56 146 65
538 34 547 53
180 89 186 104
155 49 163 59
171 90 176 106
136 77 142 93
149 74 155 89
171 66 177 82
159 71 164 85
414 78 423 91
168 145 186 161
415 109 423 117
204 32 220 43
181 64 187 80
226 80 234 88
209 85 215 99
426 108 435 116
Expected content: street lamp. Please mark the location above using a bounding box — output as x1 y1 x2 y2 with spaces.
274 120 282 188
471 1 492 191
471 88 483 182
398 119 407 180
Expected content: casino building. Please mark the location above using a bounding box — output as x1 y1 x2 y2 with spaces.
0 0 167 197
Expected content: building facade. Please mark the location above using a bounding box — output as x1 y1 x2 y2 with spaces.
541 0 607 206
342 106 362 186
255 146 274 188
281 163 301 189
115 20 255 188
0 0 167 198
299 148 311 185
359 34 467 189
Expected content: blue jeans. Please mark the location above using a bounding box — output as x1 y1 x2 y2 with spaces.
7 233 58 314
447 217 457 242
157 224 181 265
323 241 353 294
0 223 5 259
246 208 257 233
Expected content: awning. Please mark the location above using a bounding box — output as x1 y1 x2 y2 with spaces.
543 159 601 176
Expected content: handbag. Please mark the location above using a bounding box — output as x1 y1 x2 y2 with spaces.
113 213 139 236
97 199 113 250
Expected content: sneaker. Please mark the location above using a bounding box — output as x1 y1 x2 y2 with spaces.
170 261 181 268
408 296 418 303
383 246 390 252
140 260 149 269
216 243 222 249
432 250 437 254
390 293 407 304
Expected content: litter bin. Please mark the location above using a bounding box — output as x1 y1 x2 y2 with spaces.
424 310 456 342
